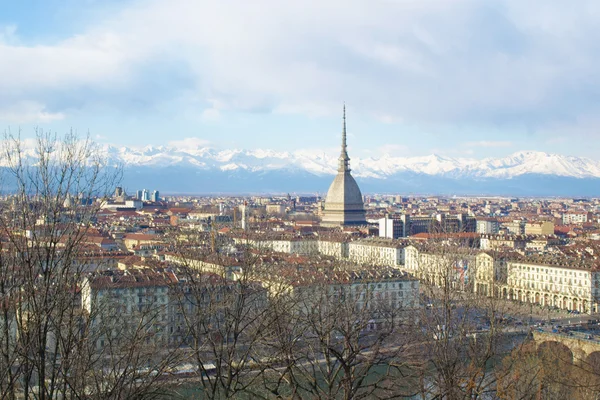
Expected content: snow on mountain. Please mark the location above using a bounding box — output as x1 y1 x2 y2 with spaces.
94 144 600 180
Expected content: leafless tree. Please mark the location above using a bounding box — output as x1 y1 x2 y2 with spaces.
258 266 422 400
409 233 522 400
0 130 179 399
168 240 277 399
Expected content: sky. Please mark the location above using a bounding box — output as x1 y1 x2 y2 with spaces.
1 0 600 160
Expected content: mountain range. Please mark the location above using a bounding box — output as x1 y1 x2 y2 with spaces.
94 145 600 196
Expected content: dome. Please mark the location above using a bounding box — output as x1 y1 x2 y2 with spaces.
324 173 364 210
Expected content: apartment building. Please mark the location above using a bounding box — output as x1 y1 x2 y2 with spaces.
503 259 600 313
403 245 475 291
562 211 590 225
260 266 420 325
348 238 405 266
81 268 178 350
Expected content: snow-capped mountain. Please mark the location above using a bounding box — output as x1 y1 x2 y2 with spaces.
89 144 600 196
5 141 599 195
99 144 600 181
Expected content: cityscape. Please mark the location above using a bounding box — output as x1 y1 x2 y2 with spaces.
2 1 600 399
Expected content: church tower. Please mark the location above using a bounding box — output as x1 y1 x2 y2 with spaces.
321 106 367 227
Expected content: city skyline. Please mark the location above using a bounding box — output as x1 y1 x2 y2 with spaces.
2 1 600 160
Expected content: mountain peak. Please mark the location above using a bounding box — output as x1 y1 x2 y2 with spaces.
98 144 600 181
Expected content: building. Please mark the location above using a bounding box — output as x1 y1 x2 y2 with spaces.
476 218 500 235
321 106 367 227
81 268 179 349
260 266 420 324
504 220 525 235
502 258 600 314
480 234 528 251
562 212 589 225
403 245 476 291
348 238 405 266
122 233 164 251
231 235 319 256
473 252 508 297
318 238 350 259
524 221 554 236
379 215 404 239
151 190 160 202
266 204 285 215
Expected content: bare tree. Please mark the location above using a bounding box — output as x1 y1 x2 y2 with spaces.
408 234 521 400
169 241 276 399
0 130 179 399
258 266 422 400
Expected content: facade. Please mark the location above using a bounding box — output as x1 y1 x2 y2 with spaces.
379 215 404 239
404 243 600 314
473 252 507 297
502 260 600 314
476 219 500 235
480 234 527 251
261 267 420 320
165 254 243 280
81 268 178 350
235 235 407 266
348 239 405 266
232 236 319 256
266 204 286 215
503 220 525 235
403 245 475 291
318 239 350 259
524 221 554 236
321 107 367 227
562 212 589 225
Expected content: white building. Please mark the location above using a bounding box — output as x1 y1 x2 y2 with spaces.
403 245 476 291
502 260 600 314
318 239 350 259
261 267 420 320
232 236 319 256
562 212 589 225
81 268 178 349
476 219 500 235
348 239 405 266
379 215 405 239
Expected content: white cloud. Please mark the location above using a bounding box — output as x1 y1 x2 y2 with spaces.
464 140 513 148
1 0 600 130
379 144 409 156
0 101 65 123
167 137 210 149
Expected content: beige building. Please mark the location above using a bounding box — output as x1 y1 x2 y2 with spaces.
524 221 554 236
562 212 589 225
266 204 286 215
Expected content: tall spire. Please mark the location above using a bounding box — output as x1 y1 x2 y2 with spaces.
339 103 350 172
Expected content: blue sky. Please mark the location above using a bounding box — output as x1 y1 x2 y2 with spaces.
1 0 599 159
